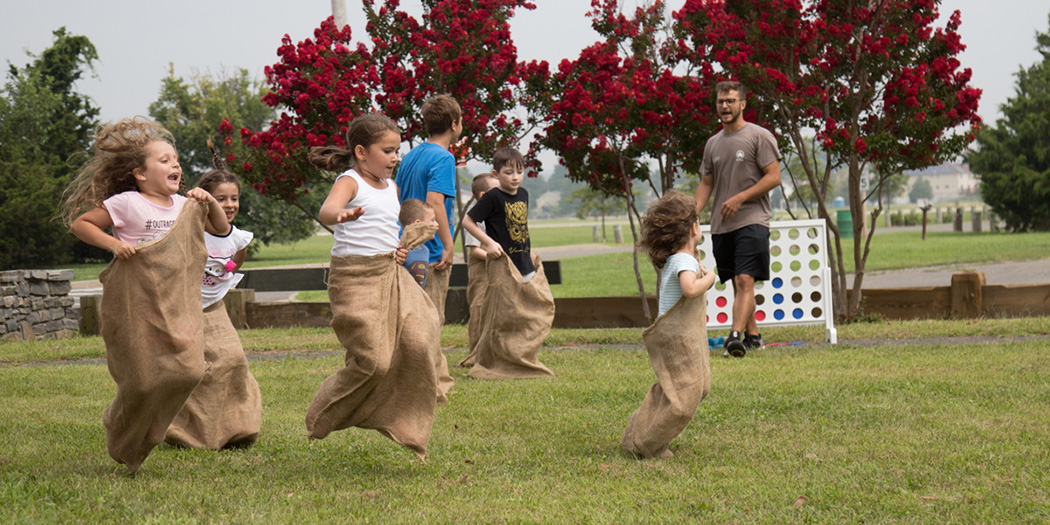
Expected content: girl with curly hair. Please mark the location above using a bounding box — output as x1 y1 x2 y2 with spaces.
639 190 716 318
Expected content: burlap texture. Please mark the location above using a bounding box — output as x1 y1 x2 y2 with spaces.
305 252 439 460
467 254 555 380
459 256 487 368
401 221 438 252
165 301 262 449
98 200 208 473
422 261 454 402
621 291 711 459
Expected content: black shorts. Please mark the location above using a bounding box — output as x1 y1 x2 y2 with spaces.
711 224 770 284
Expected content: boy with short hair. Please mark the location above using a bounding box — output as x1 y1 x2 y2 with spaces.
399 199 438 288
463 147 554 379
459 173 499 368
464 148 535 281
396 94 462 399
397 95 463 274
463 173 500 261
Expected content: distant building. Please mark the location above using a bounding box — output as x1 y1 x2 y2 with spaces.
905 163 979 203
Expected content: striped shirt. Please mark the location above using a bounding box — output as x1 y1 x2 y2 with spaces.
658 253 700 317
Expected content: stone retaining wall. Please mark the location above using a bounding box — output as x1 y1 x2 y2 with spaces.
1 269 78 341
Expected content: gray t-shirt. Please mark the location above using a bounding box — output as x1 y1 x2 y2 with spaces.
700 122 781 234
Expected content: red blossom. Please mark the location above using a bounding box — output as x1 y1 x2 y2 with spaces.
228 2 539 200
676 0 981 173
533 0 718 194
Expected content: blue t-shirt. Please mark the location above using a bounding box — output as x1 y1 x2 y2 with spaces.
396 142 456 264
404 245 430 288
658 253 700 317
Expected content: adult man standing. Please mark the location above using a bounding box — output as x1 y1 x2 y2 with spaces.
695 81 782 357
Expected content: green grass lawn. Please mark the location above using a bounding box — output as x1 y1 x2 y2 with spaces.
65 226 1050 283
835 230 1050 272
294 228 1050 301
2 319 1048 521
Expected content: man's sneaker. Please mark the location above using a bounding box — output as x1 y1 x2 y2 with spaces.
744 333 764 350
724 330 746 358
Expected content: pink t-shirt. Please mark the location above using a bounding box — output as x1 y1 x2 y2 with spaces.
103 191 189 245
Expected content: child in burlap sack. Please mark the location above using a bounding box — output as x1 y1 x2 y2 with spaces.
398 199 439 288
623 190 716 458
463 148 555 379
63 117 231 473
459 173 499 368
303 113 441 461
165 149 262 450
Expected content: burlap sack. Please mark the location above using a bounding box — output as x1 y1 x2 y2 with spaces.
459 256 487 368
621 291 711 459
467 254 555 379
165 301 262 449
422 259 454 402
305 252 440 460
400 222 438 253
98 200 208 473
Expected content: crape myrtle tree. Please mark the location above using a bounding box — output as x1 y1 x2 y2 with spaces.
967 12 1050 232
149 67 319 254
531 0 719 321
226 0 542 230
676 0 982 320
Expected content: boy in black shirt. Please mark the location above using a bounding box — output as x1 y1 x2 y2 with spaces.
465 148 536 281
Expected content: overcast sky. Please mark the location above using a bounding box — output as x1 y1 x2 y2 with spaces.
3 0 1047 173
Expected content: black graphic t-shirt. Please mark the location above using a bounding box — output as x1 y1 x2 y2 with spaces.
467 187 534 277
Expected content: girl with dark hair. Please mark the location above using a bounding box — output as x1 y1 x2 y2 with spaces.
304 113 441 461
165 146 262 450
639 191 716 318
623 190 717 459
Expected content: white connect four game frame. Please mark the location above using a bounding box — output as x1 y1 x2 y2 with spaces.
698 218 837 344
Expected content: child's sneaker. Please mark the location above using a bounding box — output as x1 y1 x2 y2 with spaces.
744 333 764 350
724 330 746 358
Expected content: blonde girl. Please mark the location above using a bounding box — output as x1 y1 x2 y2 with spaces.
62 116 229 473
64 117 229 254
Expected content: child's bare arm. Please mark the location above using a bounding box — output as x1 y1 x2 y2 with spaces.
468 246 488 261
231 247 248 272
427 191 453 270
319 177 362 225
71 207 135 260
463 219 502 258
679 264 716 298
187 188 231 236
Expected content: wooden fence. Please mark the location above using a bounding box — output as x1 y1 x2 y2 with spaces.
77 270 1050 335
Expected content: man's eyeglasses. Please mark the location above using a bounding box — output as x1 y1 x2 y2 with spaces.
716 98 738 106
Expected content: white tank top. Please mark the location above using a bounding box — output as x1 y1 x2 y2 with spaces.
331 169 401 257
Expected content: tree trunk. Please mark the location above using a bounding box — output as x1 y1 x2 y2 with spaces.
293 199 334 234
617 158 651 323
454 166 467 262
846 154 867 319
331 0 348 28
